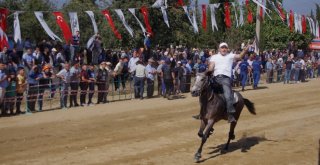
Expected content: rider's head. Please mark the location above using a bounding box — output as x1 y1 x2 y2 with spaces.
218 42 229 56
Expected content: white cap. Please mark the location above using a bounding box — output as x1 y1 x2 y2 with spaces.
177 61 181 64
52 48 57 52
219 42 228 48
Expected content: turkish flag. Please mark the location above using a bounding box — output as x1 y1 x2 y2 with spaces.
245 0 253 24
289 10 294 32
101 10 122 40
302 15 306 34
53 12 72 44
276 2 286 21
224 2 231 28
177 0 184 6
202 4 207 31
140 6 153 35
0 8 9 32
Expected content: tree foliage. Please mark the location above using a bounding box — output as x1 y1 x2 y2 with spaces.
0 0 315 51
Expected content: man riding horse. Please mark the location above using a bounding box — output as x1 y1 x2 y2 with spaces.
206 42 250 123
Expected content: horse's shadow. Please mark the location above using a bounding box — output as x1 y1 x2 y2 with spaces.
197 135 277 163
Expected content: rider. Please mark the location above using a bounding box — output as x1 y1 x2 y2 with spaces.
207 42 249 123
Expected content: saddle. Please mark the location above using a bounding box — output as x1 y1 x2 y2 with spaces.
209 77 239 104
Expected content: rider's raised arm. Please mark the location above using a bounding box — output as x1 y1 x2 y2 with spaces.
234 45 251 60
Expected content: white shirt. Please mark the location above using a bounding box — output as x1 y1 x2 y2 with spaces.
128 57 139 73
210 52 236 78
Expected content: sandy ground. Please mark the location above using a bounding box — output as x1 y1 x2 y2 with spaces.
0 79 319 165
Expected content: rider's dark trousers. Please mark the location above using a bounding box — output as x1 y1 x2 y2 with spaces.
214 75 235 114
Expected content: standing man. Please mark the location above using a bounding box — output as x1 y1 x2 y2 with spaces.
96 62 108 104
69 62 80 107
252 56 263 89
134 60 146 100
284 55 293 84
207 42 249 123
56 63 71 109
143 33 151 63
145 58 156 98
161 59 175 99
71 30 80 63
239 58 250 91
27 66 42 112
87 64 96 106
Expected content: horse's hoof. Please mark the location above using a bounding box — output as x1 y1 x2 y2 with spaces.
198 132 203 138
194 153 201 162
230 134 235 140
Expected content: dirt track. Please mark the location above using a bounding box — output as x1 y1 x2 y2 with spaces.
0 79 319 165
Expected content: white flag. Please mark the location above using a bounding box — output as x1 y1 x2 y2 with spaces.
231 3 239 27
210 4 220 32
182 6 198 33
152 0 164 8
128 8 146 35
294 13 298 32
13 11 22 43
161 6 170 28
34 12 62 42
239 4 244 26
0 27 8 46
115 9 134 37
316 20 320 38
69 12 80 35
85 11 98 34
306 17 313 36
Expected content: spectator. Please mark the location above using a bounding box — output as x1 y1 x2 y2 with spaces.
79 64 89 106
145 58 156 98
266 58 273 83
239 58 250 91
96 61 108 104
161 59 175 99
4 71 16 115
16 67 27 114
27 66 42 112
56 63 71 109
134 60 146 100
69 62 80 107
87 64 96 106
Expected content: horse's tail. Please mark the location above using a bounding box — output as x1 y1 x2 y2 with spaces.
243 98 256 115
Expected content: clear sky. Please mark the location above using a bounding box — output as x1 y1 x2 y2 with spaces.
198 0 318 15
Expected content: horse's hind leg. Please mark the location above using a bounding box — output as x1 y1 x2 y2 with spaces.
222 122 237 153
197 119 207 138
194 119 214 162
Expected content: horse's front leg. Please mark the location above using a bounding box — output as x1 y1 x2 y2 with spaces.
194 119 215 162
222 121 237 153
197 119 207 138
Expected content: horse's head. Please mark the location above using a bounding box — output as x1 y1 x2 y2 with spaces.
191 73 208 97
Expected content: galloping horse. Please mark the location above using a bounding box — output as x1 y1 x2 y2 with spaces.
191 73 256 162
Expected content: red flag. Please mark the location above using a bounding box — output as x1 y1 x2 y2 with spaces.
289 10 294 32
201 5 207 31
0 8 9 32
302 15 307 34
177 0 184 6
276 1 286 21
101 10 122 40
260 0 264 21
0 28 9 50
224 2 231 28
140 6 153 35
53 12 72 44
245 0 253 24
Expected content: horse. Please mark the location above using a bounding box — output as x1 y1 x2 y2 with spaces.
190 73 256 162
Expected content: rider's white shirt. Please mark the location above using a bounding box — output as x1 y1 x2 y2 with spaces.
209 52 235 78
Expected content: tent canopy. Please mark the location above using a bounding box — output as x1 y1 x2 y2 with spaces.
309 38 320 50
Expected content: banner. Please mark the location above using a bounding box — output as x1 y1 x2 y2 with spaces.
201 4 207 30
13 11 22 43
69 12 80 35
53 12 73 44
224 2 231 29
231 3 239 27
289 10 294 32
245 0 253 24
183 6 198 33
0 27 9 50
152 0 164 8
85 11 98 34
34 12 62 42
210 4 220 32
129 8 147 35
140 6 153 35
301 15 306 34
0 9 9 32
177 0 184 6
161 6 170 28
115 9 134 37
239 4 244 26
276 1 286 21
101 10 122 39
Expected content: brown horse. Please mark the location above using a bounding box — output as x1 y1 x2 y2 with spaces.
191 73 256 162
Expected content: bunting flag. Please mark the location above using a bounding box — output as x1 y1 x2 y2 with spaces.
0 27 9 50
294 13 298 32
140 6 153 35
34 12 62 42
128 8 147 35
13 11 22 43
0 9 9 32
259 0 264 20
231 3 239 27
289 10 294 32
182 6 198 33
53 12 73 44
239 4 244 26
177 0 184 6
224 2 231 29
316 20 320 38
152 0 164 8
276 1 286 21
301 15 306 34
115 9 134 37
306 17 313 36
161 6 170 27
69 12 80 35
245 0 253 24
101 10 122 39
210 4 220 32
85 11 98 34
201 4 207 30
